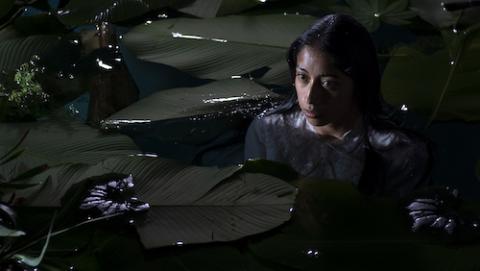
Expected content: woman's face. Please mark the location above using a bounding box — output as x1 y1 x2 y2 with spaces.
295 46 358 130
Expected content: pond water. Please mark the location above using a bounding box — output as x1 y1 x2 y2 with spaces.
1 0 480 270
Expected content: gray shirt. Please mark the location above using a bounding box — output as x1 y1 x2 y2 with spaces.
244 109 366 185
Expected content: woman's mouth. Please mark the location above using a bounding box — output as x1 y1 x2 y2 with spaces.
304 110 318 118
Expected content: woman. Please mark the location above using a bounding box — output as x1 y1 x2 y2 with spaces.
244 14 431 198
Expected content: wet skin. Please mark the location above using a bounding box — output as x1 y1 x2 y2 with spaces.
295 46 361 139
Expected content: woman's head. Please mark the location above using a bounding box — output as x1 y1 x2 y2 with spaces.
287 14 383 129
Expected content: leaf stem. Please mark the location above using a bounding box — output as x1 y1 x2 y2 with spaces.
2 213 121 261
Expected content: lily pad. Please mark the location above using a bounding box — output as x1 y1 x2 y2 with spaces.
123 14 316 85
381 24 480 121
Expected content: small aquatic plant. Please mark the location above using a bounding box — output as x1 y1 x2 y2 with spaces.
0 61 49 120
79 174 150 216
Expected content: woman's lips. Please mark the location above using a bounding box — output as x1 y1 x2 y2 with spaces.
304 110 318 118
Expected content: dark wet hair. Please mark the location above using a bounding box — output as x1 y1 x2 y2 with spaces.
277 13 392 125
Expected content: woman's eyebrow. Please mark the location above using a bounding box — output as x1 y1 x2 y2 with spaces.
296 67 339 78
296 67 308 73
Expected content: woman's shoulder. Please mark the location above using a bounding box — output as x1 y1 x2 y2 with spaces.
252 107 304 130
361 125 432 197
367 126 428 152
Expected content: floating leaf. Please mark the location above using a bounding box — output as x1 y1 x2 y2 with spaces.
57 0 188 27
104 156 295 248
123 14 316 85
101 79 281 162
106 79 280 121
16 156 295 248
381 24 480 121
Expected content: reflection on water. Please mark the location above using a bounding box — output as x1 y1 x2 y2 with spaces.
171 32 228 43
305 249 320 258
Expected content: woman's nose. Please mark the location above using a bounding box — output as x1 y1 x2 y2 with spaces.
306 81 325 104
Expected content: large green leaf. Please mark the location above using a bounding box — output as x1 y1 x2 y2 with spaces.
381 24 480 122
0 120 139 182
101 79 281 161
0 35 60 72
123 14 316 85
56 0 185 27
178 0 264 18
12 156 296 248
106 79 280 121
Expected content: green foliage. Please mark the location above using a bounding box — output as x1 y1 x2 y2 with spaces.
331 0 416 32
0 62 49 121
123 14 315 85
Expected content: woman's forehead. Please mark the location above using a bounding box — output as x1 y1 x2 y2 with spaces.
296 46 339 75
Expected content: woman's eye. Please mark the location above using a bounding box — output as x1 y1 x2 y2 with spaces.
321 80 337 90
296 73 308 82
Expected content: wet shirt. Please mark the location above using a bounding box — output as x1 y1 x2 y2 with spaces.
244 109 366 185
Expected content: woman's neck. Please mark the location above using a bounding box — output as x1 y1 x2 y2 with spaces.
312 111 363 140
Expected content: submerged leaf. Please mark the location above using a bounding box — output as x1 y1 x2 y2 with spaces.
123 14 315 84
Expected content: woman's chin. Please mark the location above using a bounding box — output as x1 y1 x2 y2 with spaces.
306 116 329 127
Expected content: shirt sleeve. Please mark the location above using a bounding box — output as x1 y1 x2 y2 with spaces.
244 118 267 161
